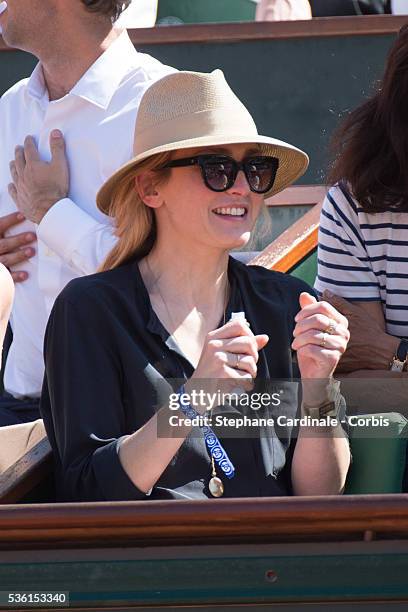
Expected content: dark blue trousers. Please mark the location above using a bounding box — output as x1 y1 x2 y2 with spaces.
0 392 40 426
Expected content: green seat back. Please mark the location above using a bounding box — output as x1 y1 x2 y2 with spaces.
289 250 318 287
157 0 257 24
345 412 408 494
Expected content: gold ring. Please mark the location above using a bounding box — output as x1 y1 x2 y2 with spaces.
324 319 337 335
320 332 327 348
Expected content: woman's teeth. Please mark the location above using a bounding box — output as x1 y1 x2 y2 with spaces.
213 207 246 216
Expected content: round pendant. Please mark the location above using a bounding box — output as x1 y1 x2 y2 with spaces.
209 476 224 497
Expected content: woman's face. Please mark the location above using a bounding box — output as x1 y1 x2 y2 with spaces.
149 144 265 252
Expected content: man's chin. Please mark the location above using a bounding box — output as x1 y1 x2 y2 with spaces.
0 29 14 47
1 27 26 51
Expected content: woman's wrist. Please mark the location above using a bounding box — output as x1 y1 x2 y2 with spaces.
301 377 339 408
183 379 212 415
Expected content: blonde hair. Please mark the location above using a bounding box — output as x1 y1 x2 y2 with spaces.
99 152 172 272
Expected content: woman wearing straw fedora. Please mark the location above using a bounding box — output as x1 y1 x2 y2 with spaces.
40 70 350 502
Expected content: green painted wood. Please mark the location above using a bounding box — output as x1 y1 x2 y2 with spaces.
2 551 408 607
242 205 313 254
289 250 318 287
136 35 395 184
346 413 408 495
157 0 256 24
0 33 396 184
0 50 37 97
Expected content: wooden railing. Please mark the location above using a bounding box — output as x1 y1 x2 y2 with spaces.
0 494 408 549
250 185 326 271
1 15 407 52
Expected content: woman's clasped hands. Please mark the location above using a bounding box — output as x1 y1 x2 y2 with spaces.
185 318 269 409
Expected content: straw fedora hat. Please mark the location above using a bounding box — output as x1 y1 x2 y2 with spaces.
97 69 309 214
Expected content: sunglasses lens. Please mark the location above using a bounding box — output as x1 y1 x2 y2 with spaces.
198 155 279 193
203 159 234 191
245 158 278 193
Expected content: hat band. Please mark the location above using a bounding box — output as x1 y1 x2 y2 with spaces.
134 108 259 157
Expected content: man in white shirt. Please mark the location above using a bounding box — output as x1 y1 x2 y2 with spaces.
255 0 311 21
117 0 158 27
392 0 408 13
0 0 174 425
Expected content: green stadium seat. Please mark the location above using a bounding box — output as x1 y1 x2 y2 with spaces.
156 0 257 25
346 413 408 494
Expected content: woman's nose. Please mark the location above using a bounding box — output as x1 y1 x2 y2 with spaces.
228 169 250 195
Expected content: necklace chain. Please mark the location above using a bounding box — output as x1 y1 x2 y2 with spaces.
145 257 229 332
144 256 231 497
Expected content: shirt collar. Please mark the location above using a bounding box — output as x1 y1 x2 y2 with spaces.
27 30 139 110
70 29 139 109
27 62 48 104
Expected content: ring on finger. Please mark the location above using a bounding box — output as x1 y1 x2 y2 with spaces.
320 332 327 348
324 319 337 335
235 353 242 369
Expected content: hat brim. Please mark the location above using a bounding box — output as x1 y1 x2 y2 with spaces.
96 135 309 215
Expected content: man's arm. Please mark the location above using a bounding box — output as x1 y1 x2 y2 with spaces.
0 212 36 282
37 200 117 275
314 185 405 375
323 292 403 374
8 132 117 275
0 264 14 364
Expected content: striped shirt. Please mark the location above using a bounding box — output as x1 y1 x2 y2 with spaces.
314 183 408 339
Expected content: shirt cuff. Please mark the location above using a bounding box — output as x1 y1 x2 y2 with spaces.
37 198 106 270
92 438 150 501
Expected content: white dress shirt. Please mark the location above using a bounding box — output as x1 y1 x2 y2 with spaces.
116 0 158 28
0 30 174 397
392 0 408 13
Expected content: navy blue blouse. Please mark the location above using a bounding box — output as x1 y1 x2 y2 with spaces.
40 257 312 502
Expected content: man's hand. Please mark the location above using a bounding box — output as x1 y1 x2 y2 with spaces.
8 130 69 224
322 290 398 371
0 212 36 282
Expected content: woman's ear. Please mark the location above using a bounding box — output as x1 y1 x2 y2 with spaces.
135 171 163 208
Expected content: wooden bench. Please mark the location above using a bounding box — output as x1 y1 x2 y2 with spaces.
0 420 52 504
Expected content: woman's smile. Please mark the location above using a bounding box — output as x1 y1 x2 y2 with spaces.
212 205 248 220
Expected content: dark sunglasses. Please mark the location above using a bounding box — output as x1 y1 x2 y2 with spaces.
162 154 279 194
